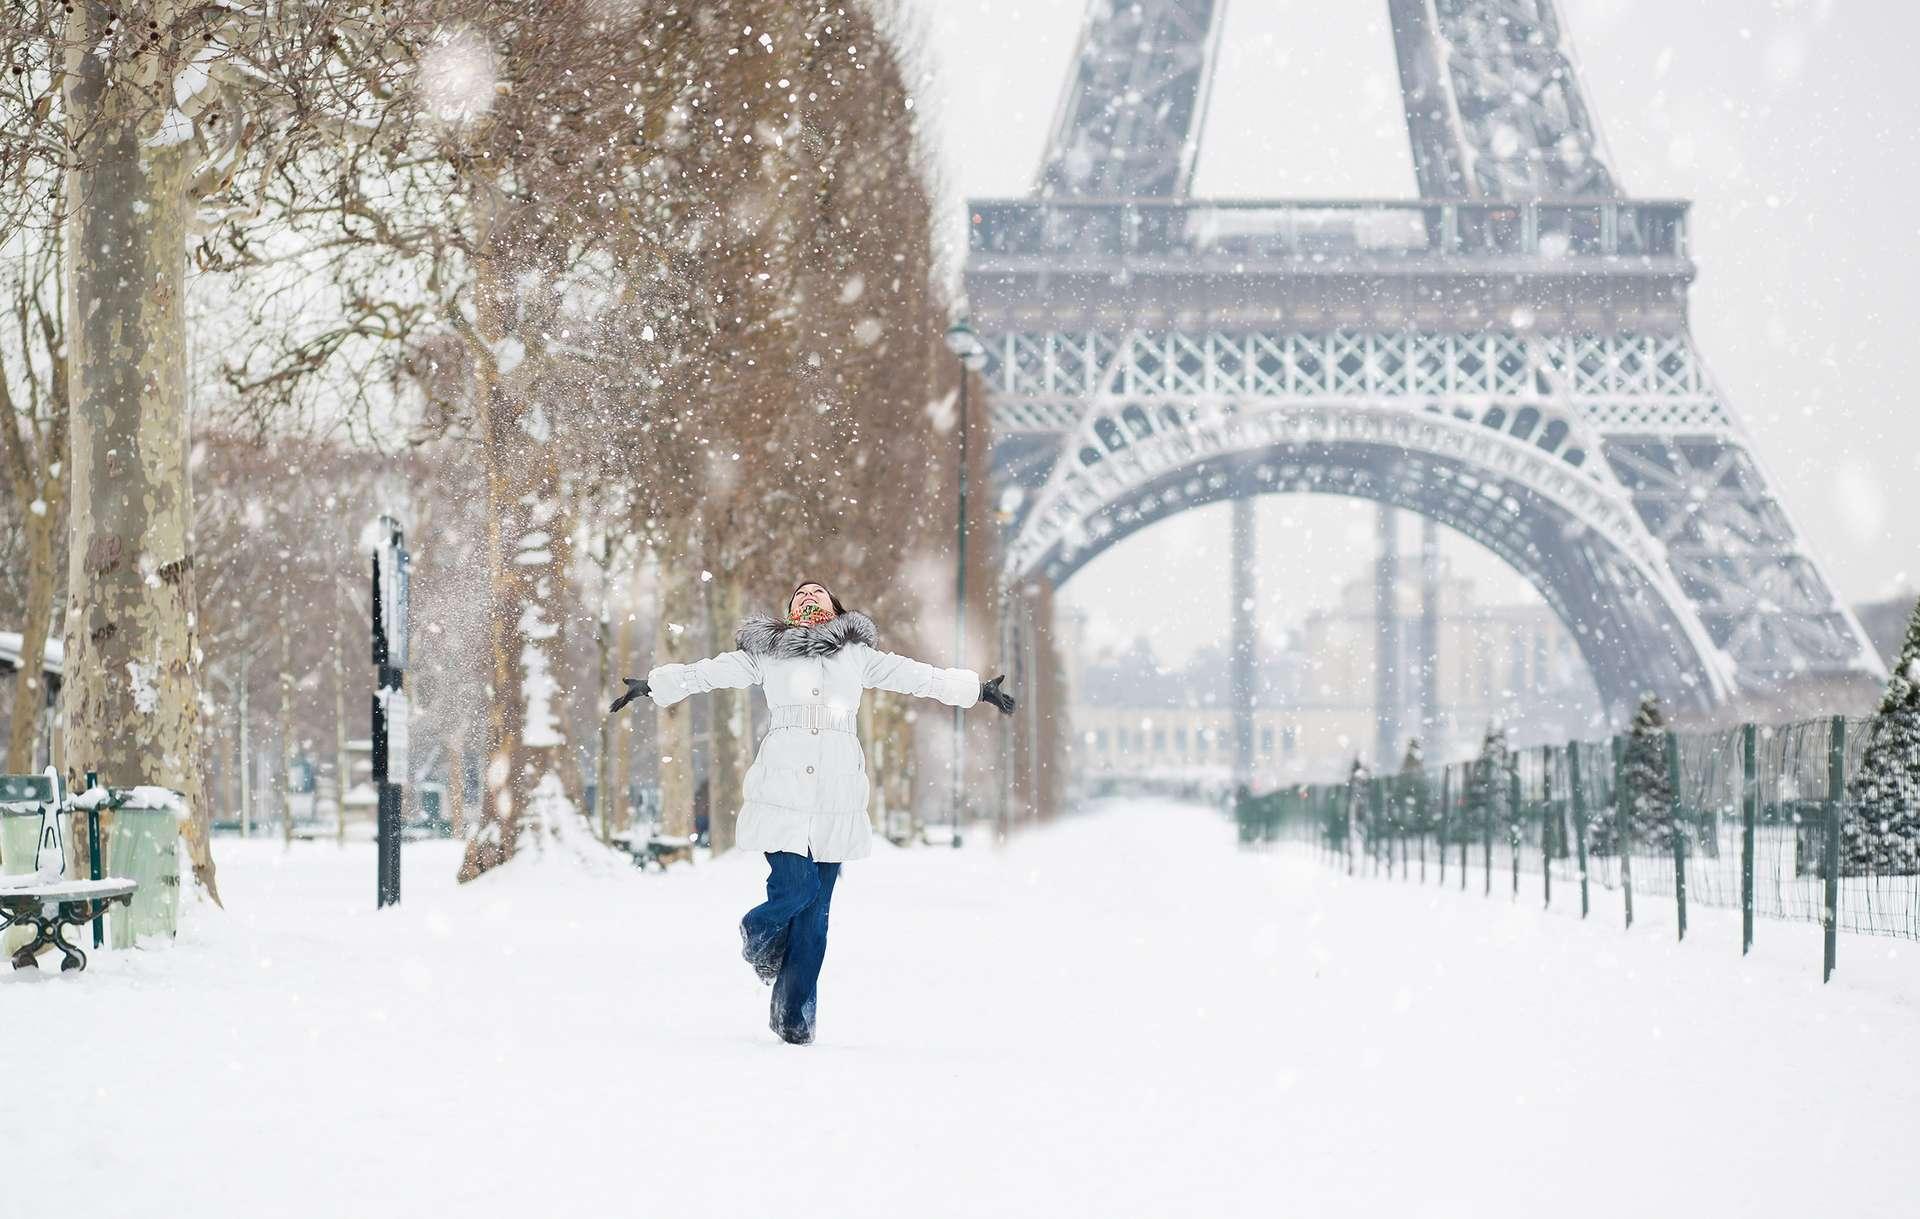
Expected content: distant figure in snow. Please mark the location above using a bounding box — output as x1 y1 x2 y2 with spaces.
609 580 1016 1045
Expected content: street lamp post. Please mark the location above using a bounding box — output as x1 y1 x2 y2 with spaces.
998 586 1013 840
943 320 988 849
371 515 410 908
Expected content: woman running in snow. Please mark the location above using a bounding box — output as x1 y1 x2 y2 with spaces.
609 581 1016 1045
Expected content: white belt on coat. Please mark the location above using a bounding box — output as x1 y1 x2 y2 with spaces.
768 704 859 735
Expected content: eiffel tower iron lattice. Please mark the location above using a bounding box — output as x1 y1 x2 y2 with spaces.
968 0 1882 726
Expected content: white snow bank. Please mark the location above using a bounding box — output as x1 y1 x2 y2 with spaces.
6 802 1916 1219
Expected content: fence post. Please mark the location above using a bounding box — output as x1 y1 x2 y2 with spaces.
1317 788 1327 862
1380 778 1392 878
1614 734 1633 931
1568 741 1590 919
1370 778 1386 878
1377 778 1387 877
1400 792 1409 880
1417 772 1428 883
1458 765 1468 892
1323 787 1334 864
1482 760 1494 898
1509 761 1522 899
1345 782 1356 877
1541 745 1553 909
1741 723 1756 955
1666 730 1686 942
1823 715 1844 983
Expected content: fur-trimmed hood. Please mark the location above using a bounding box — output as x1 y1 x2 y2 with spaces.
736 611 878 660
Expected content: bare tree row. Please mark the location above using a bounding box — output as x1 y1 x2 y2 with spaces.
0 2 1068 890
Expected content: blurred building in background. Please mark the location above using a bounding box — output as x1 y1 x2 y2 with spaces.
1068 560 1603 785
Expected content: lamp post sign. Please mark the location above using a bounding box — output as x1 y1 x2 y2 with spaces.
372 515 410 908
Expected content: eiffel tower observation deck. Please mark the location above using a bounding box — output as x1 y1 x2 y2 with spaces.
967 0 1883 774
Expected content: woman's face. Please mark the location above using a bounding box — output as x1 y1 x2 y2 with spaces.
788 583 837 625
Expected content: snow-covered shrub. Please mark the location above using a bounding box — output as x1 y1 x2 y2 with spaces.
1621 695 1679 851
1397 739 1430 834
1342 757 1369 848
1844 597 1920 875
1464 724 1511 841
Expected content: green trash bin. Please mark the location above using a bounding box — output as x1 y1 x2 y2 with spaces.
0 805 41 875
2 772 63 957
107 805 181 949
1 805 43 959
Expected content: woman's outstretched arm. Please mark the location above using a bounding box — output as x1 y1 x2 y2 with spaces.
644 650 763 708
860 647 980 708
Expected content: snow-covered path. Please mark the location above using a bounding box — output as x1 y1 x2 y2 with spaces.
16 799 1918 1218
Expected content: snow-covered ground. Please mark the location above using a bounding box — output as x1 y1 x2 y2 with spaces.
16 799 1918 1218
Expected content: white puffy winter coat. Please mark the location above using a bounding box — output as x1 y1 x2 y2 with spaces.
646 612 978 862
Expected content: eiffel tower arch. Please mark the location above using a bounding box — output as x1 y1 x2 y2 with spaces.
968 0 1883 768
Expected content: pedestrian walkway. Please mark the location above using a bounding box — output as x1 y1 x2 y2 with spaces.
13 800 1917 1218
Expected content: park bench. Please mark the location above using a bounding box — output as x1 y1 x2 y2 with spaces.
0 876 136 972
918 823 964 849
609 830 696 871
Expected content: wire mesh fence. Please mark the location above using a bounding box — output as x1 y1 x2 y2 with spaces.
1234 716 1920 979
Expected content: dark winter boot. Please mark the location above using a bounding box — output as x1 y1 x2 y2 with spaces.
770 1015 813 1046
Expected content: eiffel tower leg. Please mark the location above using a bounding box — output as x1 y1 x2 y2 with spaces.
1230 497 1256 787
1376 506 1401 768
1419 518 1441 744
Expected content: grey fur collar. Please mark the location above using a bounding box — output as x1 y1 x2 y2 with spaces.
736 611 877 659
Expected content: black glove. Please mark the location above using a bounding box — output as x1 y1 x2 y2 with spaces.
608 677 649 715
979 675 1016 715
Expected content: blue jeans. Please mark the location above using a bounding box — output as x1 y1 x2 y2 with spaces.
739 851 842 1044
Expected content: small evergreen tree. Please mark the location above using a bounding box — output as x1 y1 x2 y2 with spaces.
1844 596 1920 874
1466 725 1510 838
1345 756 1370 845
1398 739 1429 834
1621 694 1678 850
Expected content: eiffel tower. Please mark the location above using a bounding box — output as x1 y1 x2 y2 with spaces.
967 0 1883 777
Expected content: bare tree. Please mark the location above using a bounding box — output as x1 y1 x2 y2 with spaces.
0 0 438 897
0 192 67 770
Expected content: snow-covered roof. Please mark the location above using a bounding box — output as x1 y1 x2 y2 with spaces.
0 631 63 677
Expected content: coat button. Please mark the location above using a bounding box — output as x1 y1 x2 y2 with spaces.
805 766 814 775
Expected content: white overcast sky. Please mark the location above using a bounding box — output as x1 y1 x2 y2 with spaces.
910 0 1920 662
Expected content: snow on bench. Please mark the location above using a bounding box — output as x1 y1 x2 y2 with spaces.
0 876 136 973
608 831 696 870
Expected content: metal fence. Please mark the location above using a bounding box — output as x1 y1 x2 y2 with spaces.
1234 717 1919 981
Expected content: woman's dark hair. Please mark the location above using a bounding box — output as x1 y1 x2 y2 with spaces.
789 581 847 616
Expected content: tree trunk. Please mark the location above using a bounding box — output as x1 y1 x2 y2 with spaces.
704 576 748 854
870 692 915 842
654 556 694 838
552 670 589 816
859 695 880 834
5 506 57 770
279 578 295 846
457 263 579 881
222 720 238 827
333 613 350 844
238 668 252 837
60 9 216 899
595 578 613 843
446 733 466 840
612 571 636 836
